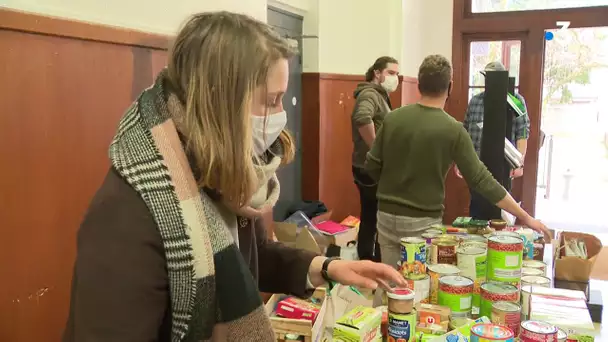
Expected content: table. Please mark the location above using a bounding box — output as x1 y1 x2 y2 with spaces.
543 239 605 338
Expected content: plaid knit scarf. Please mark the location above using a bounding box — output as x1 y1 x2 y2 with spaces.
109 71 275 342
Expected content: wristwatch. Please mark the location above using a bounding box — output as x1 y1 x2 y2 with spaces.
321 257 340 283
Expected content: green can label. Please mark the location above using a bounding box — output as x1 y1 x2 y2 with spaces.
479 282 518 319
457 246 486 309
487 235 523 282
437 276 473 317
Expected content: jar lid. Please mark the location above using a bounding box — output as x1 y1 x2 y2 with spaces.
387 287 415 300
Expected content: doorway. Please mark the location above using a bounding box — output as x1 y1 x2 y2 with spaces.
535 26 608 235
267 6 304 220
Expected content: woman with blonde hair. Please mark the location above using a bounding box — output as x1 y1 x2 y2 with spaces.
63 12 404 342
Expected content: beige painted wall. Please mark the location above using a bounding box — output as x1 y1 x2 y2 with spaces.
1 0 268 34
1 0 453 76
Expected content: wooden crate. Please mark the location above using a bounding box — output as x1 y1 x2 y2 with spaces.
264 288 328 342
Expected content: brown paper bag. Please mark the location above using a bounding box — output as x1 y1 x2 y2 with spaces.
554 232 602 282
319 284 373 341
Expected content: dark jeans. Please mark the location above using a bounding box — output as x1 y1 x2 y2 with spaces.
470 176 511 220
469 190 492 220
352 166 381 262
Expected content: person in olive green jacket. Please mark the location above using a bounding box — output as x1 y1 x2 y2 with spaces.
351 56 399 262
364 54 550 270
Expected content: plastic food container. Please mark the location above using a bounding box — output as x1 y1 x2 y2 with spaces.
387 288 415 314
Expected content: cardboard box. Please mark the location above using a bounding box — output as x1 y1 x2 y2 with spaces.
333 306 382 342
527 287 595 336
274 210 360 254
553 232 602 284
265 288 327 342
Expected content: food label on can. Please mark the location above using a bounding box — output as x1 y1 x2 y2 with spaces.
492 301 521 336
400 238 427 279
479 282 518 319
487 236 523 282
406 275 430 304
428 264 460 305
388 311 415 342
438 276 473 315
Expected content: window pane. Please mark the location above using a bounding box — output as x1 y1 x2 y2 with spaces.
469 40 521 86
472 0 608 13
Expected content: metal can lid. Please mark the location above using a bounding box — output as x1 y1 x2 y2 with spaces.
522 260 546 268
522 268 544 276
488 234 523 244
492 301 521 312
425 228 443 235
557 328 567 339
439 275 473 287
401 237 425 244
471 323 514 339
428 263 460 274
386 287 415 300
521 275 551 285
521 320 558 334
481 282 518 294
457 245 486 255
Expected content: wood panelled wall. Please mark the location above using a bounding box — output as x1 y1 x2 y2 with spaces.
0 9 169 342
301 74 420 221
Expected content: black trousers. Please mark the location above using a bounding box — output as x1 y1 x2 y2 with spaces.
352 166 381 262
469 177 511 220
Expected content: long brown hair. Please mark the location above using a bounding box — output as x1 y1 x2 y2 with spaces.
365 56 398 82
166 12 296 207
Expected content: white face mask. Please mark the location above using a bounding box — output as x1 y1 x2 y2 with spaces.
251 111 287 155
381 74 399 93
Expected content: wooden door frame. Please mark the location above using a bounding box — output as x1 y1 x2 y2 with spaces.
448 0 608 217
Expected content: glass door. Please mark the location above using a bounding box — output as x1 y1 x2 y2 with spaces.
536 26 608 236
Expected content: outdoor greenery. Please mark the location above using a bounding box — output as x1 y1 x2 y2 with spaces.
543 28 608 105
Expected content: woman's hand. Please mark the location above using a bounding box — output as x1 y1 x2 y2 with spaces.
309 257 406 290
524 218 552 242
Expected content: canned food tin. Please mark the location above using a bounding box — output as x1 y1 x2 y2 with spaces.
462 234 488 243
388 309 416 342
520 285 532 320
428 263 460 304
405 274 430 304
521 275 551 288
430 237 458 265
522 268 544 277
400 237 427 279
479 282 519 319
491 301 521 336
457 245 487 308
487 235 523 283
438 275 474 318
520 320 558 342
470 323 515 342
557 328 567 342
491 231 521 238
522 260 546 273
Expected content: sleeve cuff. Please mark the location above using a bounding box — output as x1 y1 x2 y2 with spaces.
306 275 316 290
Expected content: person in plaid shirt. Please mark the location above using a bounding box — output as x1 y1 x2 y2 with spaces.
460 61 530 220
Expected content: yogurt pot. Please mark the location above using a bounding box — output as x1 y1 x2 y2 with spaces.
387 288 415 314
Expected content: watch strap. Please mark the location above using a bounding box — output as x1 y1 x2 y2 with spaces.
321 257 340 283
